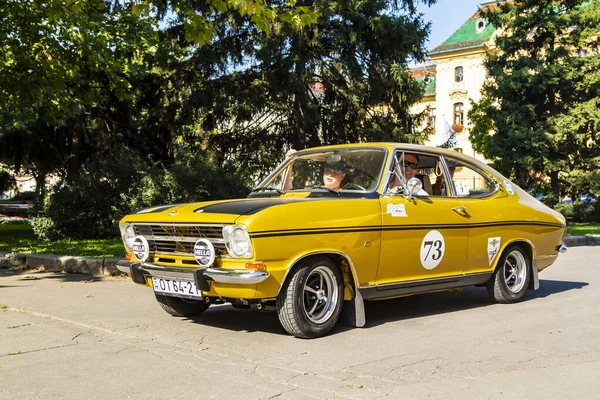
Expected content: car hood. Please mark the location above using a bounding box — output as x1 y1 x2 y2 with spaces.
120 198 319 225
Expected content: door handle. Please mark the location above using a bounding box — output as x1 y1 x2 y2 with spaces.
452 206 471 218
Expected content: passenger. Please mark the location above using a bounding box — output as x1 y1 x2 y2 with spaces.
389 153 429 195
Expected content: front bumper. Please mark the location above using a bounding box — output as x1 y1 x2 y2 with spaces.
116 260 270 290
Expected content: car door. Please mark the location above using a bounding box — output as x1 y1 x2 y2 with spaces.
443 156 505 274
376 150 469 288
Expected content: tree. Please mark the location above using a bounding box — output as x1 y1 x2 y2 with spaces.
0 0 176 201
163 0 436 179
468 0 600 197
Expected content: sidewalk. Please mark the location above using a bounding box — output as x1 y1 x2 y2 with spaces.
1 236 598 276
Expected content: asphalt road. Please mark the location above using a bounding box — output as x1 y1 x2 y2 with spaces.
1 247 598 400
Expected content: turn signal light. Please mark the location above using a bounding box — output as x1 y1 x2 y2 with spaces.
245 262 266 272
125 253 133 261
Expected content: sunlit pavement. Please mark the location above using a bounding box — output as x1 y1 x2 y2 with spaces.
1 246 598 400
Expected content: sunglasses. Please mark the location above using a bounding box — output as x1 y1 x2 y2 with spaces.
402 161 418 169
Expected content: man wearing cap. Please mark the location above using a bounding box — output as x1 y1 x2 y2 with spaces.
323 164 346 190
388 153 429 196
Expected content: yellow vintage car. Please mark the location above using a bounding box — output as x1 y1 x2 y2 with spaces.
117 143 567 338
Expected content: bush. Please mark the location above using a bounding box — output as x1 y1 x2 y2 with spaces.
543 193 559 208
553 201 600 223
38 151 250 240
553 202 574 220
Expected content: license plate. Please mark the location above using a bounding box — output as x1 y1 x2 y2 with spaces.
151 277 203 300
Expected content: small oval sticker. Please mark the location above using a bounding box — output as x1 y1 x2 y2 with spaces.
194 239 215 267
504 180 514 195
132 236 149 262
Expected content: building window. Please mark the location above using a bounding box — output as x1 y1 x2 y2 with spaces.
427 108 436 127
454 103 464 125
454 66 463 82
476 18 487 33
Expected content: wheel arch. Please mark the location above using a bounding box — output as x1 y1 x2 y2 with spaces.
278 251 359 301
492 239 537 290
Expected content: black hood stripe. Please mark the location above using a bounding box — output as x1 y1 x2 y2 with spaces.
194 199 314 215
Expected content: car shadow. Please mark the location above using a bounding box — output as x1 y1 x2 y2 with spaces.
186 305 287 336
186 278 589 337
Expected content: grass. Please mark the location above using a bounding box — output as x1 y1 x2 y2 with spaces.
566 223 600 237
0 224 123 258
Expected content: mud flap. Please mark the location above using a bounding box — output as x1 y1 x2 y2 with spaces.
530 259 540 290
340 289 366 328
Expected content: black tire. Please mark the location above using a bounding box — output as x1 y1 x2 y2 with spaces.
486 244 532 303
155 294 210 317
277 257 344 338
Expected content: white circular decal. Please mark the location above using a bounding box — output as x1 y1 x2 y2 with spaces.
194 239 215 267
420 230 445 270
132 236 149 262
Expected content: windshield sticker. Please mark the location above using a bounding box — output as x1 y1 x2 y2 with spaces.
488 237 501 266
387 203 407 217
420 230 445 270
504 180 514 195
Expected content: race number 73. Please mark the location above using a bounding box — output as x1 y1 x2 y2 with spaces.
420 230 445 270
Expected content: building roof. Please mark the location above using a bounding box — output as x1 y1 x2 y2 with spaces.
429 7 496 55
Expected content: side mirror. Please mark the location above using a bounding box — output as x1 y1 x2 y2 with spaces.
407 177 423 199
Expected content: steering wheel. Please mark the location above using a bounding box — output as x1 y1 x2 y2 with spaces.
342 183 367 191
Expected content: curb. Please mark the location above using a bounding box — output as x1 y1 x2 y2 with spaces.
0 251 124 276
563 235 600 247
1 235 598 276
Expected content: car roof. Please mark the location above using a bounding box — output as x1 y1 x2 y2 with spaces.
295 143 505 180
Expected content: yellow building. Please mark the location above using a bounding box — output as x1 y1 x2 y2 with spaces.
413 1 500 160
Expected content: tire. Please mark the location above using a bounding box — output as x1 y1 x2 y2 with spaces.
486 244 532 303
155 294 210 317
277 257 344 338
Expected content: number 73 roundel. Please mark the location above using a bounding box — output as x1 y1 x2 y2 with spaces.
420 230 446 270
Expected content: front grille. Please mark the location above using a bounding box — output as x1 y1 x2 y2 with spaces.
133 223 229 257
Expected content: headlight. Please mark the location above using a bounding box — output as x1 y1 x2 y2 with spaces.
222 225 253 258
122 224 136 249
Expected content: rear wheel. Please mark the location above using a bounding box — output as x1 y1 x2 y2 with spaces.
486 244 531 303
155 294 210 317
277 257 344 338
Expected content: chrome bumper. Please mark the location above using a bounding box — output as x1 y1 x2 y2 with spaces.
116 260 269 286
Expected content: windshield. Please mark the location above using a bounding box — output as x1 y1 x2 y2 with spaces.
263 148 387 192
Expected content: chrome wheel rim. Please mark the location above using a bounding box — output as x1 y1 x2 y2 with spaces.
503 250 527 293
302 266 339 324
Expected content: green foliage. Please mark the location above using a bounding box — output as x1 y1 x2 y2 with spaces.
543 193 559 208
36 151 249 240
468 0 600 196
553 201 600 223
170 0 435 180
0 235 123 258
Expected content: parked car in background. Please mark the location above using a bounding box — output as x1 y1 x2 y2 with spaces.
580 193 597 205
117 143 567 338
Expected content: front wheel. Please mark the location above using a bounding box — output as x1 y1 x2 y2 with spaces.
486 244 531 303
277 257 344 338
155 294 210 317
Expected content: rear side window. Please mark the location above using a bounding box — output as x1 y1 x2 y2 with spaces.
444 158 496 197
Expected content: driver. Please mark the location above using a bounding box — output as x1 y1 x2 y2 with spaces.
323 162 346 190
389 153 429 196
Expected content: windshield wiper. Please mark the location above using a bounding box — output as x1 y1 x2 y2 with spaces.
309 185 341 194
250 186 284 194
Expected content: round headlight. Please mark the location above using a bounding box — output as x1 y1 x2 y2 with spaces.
122 224 136 249
223 225 253 258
